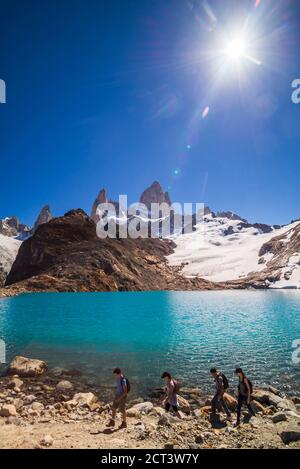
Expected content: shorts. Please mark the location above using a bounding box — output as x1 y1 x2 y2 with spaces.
165 402 178 413
112 396 127 413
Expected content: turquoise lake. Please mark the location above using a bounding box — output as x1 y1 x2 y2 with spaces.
0 291 299 396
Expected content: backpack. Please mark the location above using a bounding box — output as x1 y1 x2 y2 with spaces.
123 376 131 394
220 373 229 390
172 379 180 394
246 378 253 395
239 377 253 395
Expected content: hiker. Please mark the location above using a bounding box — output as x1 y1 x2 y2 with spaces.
107 368 129 429
210 368 231 420
234 367 255 427
161 371 181 419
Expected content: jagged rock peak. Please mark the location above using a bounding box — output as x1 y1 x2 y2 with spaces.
0 216 30 238
216 211 247 223
140 181 171 210
91 188 108 223
33 205 52 233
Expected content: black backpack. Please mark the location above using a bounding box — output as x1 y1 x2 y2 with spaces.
220 373 229 390
124 376 131 394
239 377 253 395
246 378 253 394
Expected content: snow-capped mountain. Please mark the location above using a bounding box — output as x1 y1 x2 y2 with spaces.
0 234 22 287
0 205 53 286
168 212 300 289
0 217 30 239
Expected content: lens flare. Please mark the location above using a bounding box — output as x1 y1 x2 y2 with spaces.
225 36 247 60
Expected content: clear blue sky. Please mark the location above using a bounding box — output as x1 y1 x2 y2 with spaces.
0 0 299 226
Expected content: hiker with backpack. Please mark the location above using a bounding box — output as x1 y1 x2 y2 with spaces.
234 367 255 427
210 368 232 420
161 371 181 419
107 367 130 429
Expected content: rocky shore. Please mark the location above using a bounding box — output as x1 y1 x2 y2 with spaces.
0 356 300 449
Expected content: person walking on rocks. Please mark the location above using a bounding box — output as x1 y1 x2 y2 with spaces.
107 368 129 429
210 368 231 420
234 367 255 427
161 371 181 419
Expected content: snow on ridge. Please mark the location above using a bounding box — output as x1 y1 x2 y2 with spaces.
168 216 299 283
0 234 22 280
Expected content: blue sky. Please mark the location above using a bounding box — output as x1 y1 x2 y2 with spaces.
0 0 299 226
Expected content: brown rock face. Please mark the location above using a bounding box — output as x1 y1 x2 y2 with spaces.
140 181 171 210
32 205 52 233
5 209 218 293
91 189 108 223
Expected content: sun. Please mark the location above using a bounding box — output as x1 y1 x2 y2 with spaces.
225 35 247 60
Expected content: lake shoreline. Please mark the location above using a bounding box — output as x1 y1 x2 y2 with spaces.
0 357 300 449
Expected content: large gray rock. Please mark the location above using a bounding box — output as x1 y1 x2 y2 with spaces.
272 412 287 423
279 427 300 444
8 356 47 377
131 401 154 414
56 380 74 393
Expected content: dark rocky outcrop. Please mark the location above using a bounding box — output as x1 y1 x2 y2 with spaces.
5 209 218 293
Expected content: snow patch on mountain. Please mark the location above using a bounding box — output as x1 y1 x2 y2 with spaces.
0 234 22 286
168 214 299 284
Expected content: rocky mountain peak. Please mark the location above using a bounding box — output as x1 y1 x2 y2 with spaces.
0 216 31 238
140 181 171 210
91 189 108 223
32 205 52 233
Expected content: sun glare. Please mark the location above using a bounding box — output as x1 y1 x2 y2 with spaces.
225 36 247 60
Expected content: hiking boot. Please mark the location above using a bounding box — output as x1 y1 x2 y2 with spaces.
233 421 240 428
119 421 127 429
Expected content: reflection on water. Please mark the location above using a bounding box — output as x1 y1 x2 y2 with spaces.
0 290 299 395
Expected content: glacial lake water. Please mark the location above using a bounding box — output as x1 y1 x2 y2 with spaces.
0 291 299 396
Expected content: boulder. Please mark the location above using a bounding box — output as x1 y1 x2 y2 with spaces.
223 393 238 411
150 406 165 417
56 380 74 393
251 390 270 405
13 398 24 411
72 392 97 410
277 399 297 412
157 413 178 426
126 407 141 418
8 377 24 390
279 427 300 444
131 401 154 415
0 404 17 417
8 356 47 378
177 395 191 414
250 400 267 414
272 412 287 423
24 395 36 405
